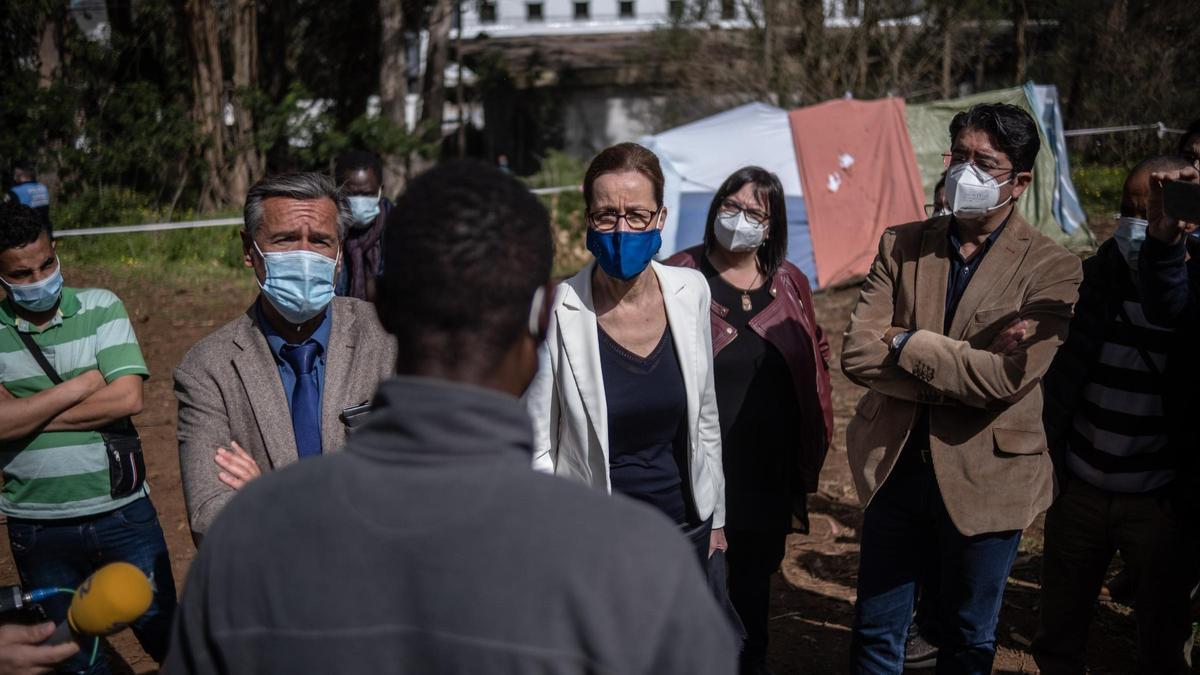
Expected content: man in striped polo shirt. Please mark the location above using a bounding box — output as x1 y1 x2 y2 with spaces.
1035 156 1196 675
0 203 177 673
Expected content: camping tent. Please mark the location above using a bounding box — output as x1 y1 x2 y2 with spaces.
906 83 1093 250
642 84 1093 289
638 103 819 283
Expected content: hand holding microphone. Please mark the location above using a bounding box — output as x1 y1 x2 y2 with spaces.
0 623 79 675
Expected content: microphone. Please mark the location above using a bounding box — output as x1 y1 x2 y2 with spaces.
44 562 153 646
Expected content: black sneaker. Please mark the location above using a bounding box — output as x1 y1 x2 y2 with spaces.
904 623 938 670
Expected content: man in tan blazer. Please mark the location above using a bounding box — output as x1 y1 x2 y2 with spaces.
841 103 1082 674
175 173 395 543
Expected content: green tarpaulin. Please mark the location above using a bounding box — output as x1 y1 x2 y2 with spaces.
906 86 1094 251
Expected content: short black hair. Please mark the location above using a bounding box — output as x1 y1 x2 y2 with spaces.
334 150 383 183
380 160 553 376
0 202 48 253
702 166 787 278
1179 119 1200 154
949 103 1040 174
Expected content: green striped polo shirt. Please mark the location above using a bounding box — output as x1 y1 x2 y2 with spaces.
0 287 150 519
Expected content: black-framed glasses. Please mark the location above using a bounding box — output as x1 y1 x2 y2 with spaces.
587 207 660 232
719 199 769 225
942 151 1013 175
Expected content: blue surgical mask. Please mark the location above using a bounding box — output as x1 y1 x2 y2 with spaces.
2 258 64 312
254 242 339 324
1113 216 1148 270
587 228 662 281
347 192 381 229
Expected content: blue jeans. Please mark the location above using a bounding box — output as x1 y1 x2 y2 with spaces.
850 456 1021 675
7 496 178 674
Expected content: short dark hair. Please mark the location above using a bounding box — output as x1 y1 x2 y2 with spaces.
244 172 353 242
380 160 553 376
0 202 48 253
703 166 788 278
1178 119 1200 154
949 103 1040 174
335 150 383 183
582 143 665 210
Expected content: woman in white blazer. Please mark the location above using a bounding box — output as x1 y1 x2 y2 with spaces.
524 142 726 563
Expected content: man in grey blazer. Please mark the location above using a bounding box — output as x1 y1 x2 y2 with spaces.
175 173 395 543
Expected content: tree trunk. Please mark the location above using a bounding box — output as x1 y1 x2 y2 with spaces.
1012 0 1027 85
229 0 262 204
421 0 453 140
379 0 407 194
184 0 230 210
940 5 954 98
37 15 61 88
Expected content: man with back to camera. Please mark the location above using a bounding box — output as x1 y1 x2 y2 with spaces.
841 103 1083 674
174 172 395 545
1033 155 1197 674
0 202 177 674
334 150 393 302
165 160 739 675
6 163 51 234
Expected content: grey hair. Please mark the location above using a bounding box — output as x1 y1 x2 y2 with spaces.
243 172 353 241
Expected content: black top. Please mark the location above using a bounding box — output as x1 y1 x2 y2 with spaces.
701 256 802 532
598 326 692 525
166 377 739 674
945 217 1008 332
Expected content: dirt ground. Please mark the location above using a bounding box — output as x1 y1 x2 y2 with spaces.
0 249 1183 673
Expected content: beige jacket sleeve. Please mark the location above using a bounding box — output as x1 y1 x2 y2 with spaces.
897 252 1082 409
841 230 948 405
174 362 234 542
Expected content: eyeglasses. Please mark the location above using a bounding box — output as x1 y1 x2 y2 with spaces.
587 208 660 232
942 151 1013 175
719 199 769 225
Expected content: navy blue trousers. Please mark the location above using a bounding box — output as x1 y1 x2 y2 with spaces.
850 457 1021 674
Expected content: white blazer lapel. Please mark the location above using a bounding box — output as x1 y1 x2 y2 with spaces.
558 267 610 463
656 263 701 448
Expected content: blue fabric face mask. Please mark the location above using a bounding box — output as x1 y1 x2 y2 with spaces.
254 242 339 324
1113 216 1148 270
587 228 662 281
347 192 381 229
3 258 64 312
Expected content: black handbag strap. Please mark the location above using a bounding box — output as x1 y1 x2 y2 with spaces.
16 330 64 384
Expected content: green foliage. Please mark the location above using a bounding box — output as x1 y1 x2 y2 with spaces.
1071 163 1126 221
526 150 589 277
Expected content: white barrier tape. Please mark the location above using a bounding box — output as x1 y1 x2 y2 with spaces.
54 217 244 237
1064 122 1185 138
529 185 578 195
52 186 580 237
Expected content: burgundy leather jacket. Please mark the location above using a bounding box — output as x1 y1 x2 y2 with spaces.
665 246 834 493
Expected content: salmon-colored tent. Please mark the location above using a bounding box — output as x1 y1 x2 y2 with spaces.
788 98 926 287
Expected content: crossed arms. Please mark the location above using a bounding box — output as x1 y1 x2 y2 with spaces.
0 372 143 442
841 230 1082 409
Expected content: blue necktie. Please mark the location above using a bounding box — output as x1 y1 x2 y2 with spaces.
281 342 322 459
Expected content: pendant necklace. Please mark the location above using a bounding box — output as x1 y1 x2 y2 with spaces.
738 269 761 312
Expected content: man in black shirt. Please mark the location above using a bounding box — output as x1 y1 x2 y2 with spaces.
166 161 738 674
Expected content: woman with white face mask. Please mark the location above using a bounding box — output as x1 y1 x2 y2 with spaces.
666 166 833 675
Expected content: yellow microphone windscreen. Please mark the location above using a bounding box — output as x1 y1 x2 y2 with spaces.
68 562 153 636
